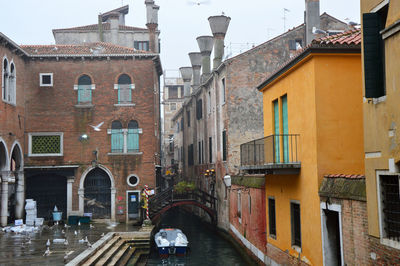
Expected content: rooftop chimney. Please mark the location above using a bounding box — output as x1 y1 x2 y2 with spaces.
208 15 231 71
196 35 213 81
305 0 320 45
179 67 193 98
189 52 202 89
109 12 119 45
145 0 159 52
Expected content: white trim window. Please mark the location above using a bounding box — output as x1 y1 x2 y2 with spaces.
377 172 400 249
40 73 53 87
2 57 16 105
28 132 63 157
74 74 95 104
114 74 135 105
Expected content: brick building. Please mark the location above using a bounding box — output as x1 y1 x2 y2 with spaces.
0 34 162 225
172 0 351 243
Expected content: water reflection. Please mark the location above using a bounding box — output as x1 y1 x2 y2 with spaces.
146 208 248 266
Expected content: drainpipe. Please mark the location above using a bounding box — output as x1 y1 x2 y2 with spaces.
208 15 231 71
196 36 213 82
188 52 202 90
179 67 193 99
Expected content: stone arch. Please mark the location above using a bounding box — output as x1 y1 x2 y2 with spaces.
0 137 9 171
114 72 134 84
79 164 116 220
10 141 23 171
74 73 95 85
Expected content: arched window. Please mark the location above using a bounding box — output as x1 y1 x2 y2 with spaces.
77 75 92 104
116 74 133 104
2 58 9 102
111 120 123 153
9 62 16 104
127 120 139 152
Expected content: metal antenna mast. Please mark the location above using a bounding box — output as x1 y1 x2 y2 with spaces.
283 8 290 32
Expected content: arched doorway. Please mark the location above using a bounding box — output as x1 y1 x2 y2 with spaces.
84 167 111 219
0 139 9 226
11 142 24 219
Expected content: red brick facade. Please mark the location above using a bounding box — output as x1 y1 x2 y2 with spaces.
0 33 161 223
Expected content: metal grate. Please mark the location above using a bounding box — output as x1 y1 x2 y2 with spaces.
31 135 60 154
381 175 400 241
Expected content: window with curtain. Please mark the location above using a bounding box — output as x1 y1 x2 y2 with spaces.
127 120 139 152
77 75 92 104
117 74 132 104
111 120 123 153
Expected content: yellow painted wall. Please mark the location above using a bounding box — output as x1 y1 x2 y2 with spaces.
261 53 363 265
361 0 400 237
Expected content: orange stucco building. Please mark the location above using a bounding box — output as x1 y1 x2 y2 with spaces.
256 30 364 265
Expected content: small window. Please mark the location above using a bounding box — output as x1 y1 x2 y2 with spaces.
221 78 226 103
291 201 301 248
168 86 178 99
222 130 227 161
117 74 133 104
29 133 63 156
269 197 276 238
77 75 93 104
196 99 203 120
134 41 149 51
127 174 139 187
40 73 53 87
209 137 212 163
170 103 177 111
188 144 194 166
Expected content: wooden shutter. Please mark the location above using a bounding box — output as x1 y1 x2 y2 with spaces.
363 13 385 98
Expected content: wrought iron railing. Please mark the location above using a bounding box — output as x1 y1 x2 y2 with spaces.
240 134 300 166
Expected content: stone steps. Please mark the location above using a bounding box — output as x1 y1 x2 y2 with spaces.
95 238 126 266
107 243 131 266
83 235 121 265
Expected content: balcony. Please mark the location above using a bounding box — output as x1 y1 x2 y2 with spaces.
240 134 301 174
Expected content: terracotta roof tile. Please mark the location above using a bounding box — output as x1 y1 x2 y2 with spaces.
324 174 365 179
313 29 361 45
53 23 147 32
20 42 152 56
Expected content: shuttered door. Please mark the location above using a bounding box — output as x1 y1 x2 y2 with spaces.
273 100 280 163
363 13 385 98
282 95 289 162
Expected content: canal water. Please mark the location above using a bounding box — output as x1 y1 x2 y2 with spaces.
146 208 249 266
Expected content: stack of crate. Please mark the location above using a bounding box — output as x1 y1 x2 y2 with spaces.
25 199 37 226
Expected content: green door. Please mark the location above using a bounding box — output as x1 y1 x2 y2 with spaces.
282 95 289 162
273 100 280 163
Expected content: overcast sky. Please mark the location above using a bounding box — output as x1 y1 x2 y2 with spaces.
0 0 360 77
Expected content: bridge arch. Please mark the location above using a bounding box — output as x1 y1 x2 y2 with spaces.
151 200 217 224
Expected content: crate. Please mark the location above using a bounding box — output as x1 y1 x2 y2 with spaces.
68 215 80 225
79 216 90 224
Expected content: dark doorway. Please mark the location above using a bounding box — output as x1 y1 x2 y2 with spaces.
84 167 111 219
26 174 67 219
323 209 342 266
127 191 140 219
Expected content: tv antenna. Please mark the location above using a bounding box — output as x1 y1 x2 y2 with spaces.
283 8 290 32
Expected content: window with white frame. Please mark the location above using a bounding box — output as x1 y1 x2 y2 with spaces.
75 75 94 104
379 174 400 246
40 73 53 87
127 174 140 187
115 74 134 104
28 133 63 156
109 120 141 154
2 57 16 105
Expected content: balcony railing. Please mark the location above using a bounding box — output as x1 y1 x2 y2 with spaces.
240 134 300 172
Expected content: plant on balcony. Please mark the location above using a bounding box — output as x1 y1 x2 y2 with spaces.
174 181 196 194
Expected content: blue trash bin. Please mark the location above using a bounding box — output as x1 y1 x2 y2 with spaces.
53 211 62 221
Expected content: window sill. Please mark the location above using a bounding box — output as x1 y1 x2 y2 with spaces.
108 152 143 156
2 100 16 106
29 154 63 157
381 237 400 250
75 104 94 108
114 103 135 107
